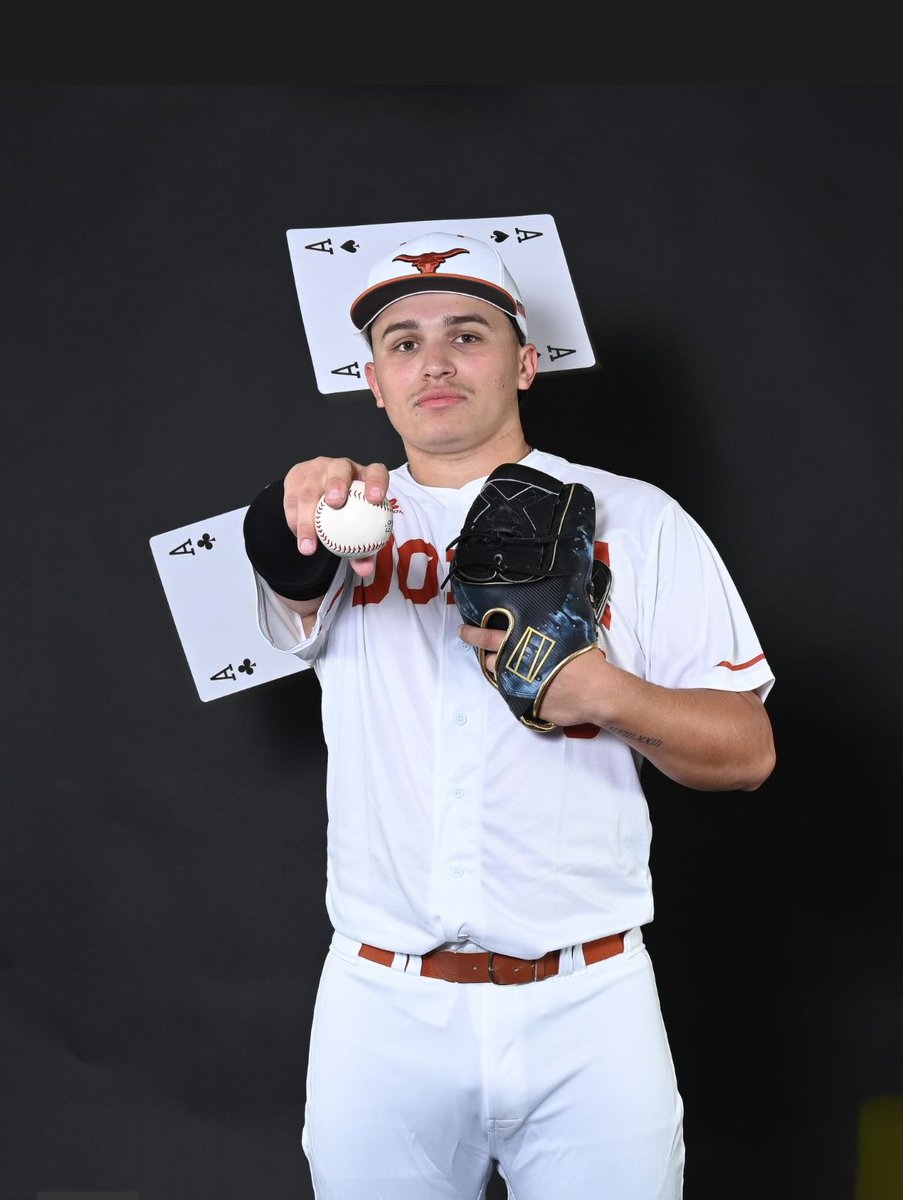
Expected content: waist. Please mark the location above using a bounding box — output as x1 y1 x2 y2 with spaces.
358 931 627 985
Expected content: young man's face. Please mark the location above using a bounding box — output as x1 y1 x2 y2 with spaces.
364 292 537 462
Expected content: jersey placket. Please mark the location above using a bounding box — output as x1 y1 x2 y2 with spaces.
430 500 491 945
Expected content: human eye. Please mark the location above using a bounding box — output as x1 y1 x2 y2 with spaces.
455 331 482 345
384 336 420 352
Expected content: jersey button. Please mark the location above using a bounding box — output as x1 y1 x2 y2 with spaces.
454 712 468 725
452 786 465 798
451 866 464 878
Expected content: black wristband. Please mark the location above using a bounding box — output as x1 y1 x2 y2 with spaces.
242 479 342 602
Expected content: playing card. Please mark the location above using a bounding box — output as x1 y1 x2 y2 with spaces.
149 507 308 702
286 214 596 396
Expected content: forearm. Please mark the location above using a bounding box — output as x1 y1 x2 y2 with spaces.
599 665 774 791
274 591 323 637
243 477 341 635
544 650 776 792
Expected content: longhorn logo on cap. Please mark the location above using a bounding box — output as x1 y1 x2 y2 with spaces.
392 247 470 274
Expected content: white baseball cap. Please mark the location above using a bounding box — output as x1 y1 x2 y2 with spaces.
350 231 529 343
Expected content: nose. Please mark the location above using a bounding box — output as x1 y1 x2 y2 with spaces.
422 339 455 379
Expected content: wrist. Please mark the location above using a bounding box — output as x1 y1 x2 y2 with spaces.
243 480 341 601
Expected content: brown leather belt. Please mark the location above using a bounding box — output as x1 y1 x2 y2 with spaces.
359 931 626 985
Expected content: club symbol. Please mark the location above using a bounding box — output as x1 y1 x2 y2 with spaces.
197 533 216 550
237 658 256 675
341 240 359 253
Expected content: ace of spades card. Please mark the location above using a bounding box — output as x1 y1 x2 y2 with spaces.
286 214 596 396
149 507 308 703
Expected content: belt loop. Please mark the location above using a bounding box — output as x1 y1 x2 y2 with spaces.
557 943 576 978
623 926 642 953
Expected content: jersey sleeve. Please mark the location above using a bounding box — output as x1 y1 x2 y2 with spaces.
252 559 351 664
642 501 775 700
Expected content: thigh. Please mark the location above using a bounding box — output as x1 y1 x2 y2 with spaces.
495 937 685 1200
303 943 495 1200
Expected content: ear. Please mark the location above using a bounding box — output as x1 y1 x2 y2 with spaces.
517 342 539 392
364 361 385 408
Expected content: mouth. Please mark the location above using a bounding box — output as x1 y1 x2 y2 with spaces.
415 390 467 409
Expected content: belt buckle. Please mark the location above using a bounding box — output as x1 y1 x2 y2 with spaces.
487 951 537 985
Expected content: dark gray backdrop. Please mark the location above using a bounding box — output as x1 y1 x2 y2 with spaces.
1 85 900 1200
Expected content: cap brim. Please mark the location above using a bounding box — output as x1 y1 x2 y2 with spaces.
351 274 519 332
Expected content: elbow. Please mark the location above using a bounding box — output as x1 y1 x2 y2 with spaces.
738 732 777 792
689 727 777 794
734 692 777 792
662 742 776 792
739 752 777 791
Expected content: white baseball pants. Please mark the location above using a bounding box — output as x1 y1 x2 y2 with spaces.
302 928 685 1199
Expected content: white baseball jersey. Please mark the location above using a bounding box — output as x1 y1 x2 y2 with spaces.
253 449 775 961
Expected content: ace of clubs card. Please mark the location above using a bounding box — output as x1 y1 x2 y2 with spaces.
149 507 308 702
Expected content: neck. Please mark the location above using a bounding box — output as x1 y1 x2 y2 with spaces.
405 433 533 489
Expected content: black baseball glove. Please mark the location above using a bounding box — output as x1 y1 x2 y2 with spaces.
444 463 612 731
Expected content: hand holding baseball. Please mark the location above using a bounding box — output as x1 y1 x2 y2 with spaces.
283 457 391 577
315 480 393 560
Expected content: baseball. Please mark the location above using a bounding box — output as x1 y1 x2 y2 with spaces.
315 480 394 558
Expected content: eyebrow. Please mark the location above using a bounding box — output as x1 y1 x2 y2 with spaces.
376 312 493 343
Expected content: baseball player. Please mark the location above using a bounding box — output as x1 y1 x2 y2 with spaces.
242 231 776 1199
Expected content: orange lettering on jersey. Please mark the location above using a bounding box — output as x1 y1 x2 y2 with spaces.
397 539 440 605
352 534 395 606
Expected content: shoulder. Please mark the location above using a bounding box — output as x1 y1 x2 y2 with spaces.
529 448 676 512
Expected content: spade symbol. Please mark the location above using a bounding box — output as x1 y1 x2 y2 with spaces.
340 240 359 253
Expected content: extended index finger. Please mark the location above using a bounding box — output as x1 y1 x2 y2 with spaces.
457 624 507 652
